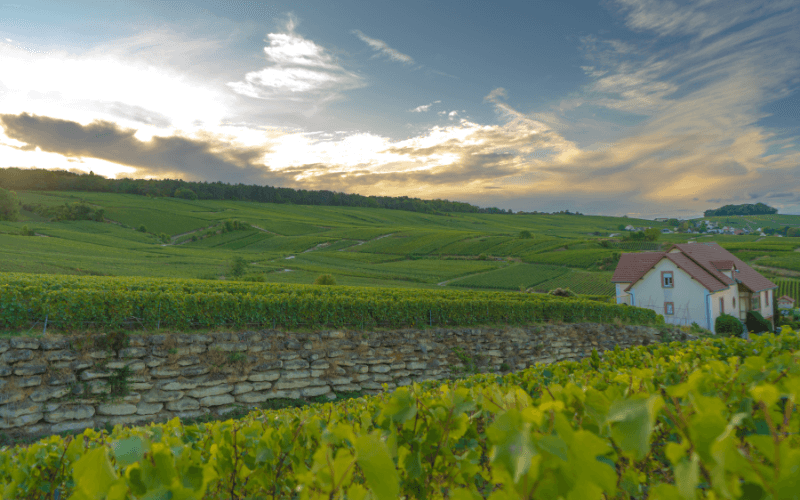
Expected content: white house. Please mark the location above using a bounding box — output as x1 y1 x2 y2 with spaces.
612 242 778 333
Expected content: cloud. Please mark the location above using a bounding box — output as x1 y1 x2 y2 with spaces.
0 113 268 183
351 30 415 65
228 18 364 101
409 100 440 113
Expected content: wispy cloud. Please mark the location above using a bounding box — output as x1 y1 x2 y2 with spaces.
351 30 415 65
228 17 364 101
409 100 440 112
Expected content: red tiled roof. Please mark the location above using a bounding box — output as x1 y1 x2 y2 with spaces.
710 260 734 270
670 243 777 292
611 252 664 283
611 242 777 293
778 295 795 303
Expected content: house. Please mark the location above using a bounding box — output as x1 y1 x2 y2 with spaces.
611 242 778 333
778 295 795 309
661 228 672 234
625 225 635 231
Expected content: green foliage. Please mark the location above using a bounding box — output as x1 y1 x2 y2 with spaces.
173 187 198 200
704 202 777 217
477 253 487 260
0 187 19 222
136 224 147 233
518 230 531 239
746 310 772 334
18 225 34 236
450 263 567 291
229 256 247 278
313 273 337 285
24 200 105 222
715 313 743 337
644 227 661 241
0 272 660 331
3 328 800 498
548 287 577 297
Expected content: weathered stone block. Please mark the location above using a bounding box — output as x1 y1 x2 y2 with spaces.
0 365 10 377
88 350 110 359
1 350 34 364
200 394 235 407
333 384 361 392
283 359 309 370
247 342 272 353
396 377 412 386
151 368 180 378
46 350 76 362
273 379 311 390
301 386 331 397
130 382 154 391
166 398 200 412
49 419 94 434
0 401 42 419
370 364 391 373
142 389 184 403
235 392 270 404
40 338 69 350
187 384 233 399
251 381 273 391
327 349 343 358
264 390 300 400
45 405 95 423
118 347 147 358
282 370 310 380
10 338 39 350
209 342 247 352
310 360 330 369
80 370 111 381
233 383 253 395
372 374 392 382
97 403 138 416
157 380 200 391
30 385 71 403
177 355 200 367
16 375 43 388
252 360 282 372
0 412 43 429
390 362 406 369
248 371 280 382
143 357 164 368
407 361 427 370
180 365 209 377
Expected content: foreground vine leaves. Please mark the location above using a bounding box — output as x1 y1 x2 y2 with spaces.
1 328 799 499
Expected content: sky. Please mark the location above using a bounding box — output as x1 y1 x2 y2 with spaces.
1 0 799 218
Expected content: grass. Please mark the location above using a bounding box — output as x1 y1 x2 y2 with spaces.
449 263 569 290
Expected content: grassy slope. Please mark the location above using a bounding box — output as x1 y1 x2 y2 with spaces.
2 190 799 293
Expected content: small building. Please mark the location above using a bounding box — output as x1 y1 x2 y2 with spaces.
612 242 778 333
778 295 795 309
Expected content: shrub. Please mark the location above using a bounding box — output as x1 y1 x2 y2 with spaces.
518 230 532 239
715 313 743 337
174 188 198 200
478 254 487 261
745 310 772 334
137 225 147 233
548 287 577 298
229 256 247 278
314 274 337 285
0 187 20 222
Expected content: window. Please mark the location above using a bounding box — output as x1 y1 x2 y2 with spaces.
765 291 769 307
720 297 724 314
752 295 760 310
661 271 673 288
664 302 674 315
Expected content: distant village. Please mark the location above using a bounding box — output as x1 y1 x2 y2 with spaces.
624 219 775 236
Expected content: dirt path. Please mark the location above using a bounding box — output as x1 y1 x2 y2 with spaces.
337 233 394 251
302 242 331 253
248 224 275 234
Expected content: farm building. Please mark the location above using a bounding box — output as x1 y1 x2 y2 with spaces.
778 295 795 309
612 242 777 333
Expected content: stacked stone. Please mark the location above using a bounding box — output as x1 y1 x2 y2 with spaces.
0 323 680 439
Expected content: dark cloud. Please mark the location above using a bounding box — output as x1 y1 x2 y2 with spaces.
0 113 269 183
767 192 795 198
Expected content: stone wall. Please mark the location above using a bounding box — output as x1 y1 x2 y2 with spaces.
0 323 685 440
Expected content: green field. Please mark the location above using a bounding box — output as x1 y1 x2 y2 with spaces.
1 190 799 293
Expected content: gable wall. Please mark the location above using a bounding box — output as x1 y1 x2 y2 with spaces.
630 259 709 329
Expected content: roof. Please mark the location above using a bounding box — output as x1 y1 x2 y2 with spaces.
611 242 777 293
778 295 795 303
670 243 777 293
611 252 664 283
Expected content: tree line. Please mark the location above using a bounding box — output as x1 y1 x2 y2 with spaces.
0 167 511 215
704 202 777 217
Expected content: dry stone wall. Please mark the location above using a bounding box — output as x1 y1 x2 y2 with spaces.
0 323 686 439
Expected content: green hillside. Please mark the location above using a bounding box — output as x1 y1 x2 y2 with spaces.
1 190 799 293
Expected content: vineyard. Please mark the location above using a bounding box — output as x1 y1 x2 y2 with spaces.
776 278 800 304
449 263 569 290
2 328 799 499
531 270 616 296
0 273 659 332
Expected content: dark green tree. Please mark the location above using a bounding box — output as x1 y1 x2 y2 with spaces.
0 187 20 221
